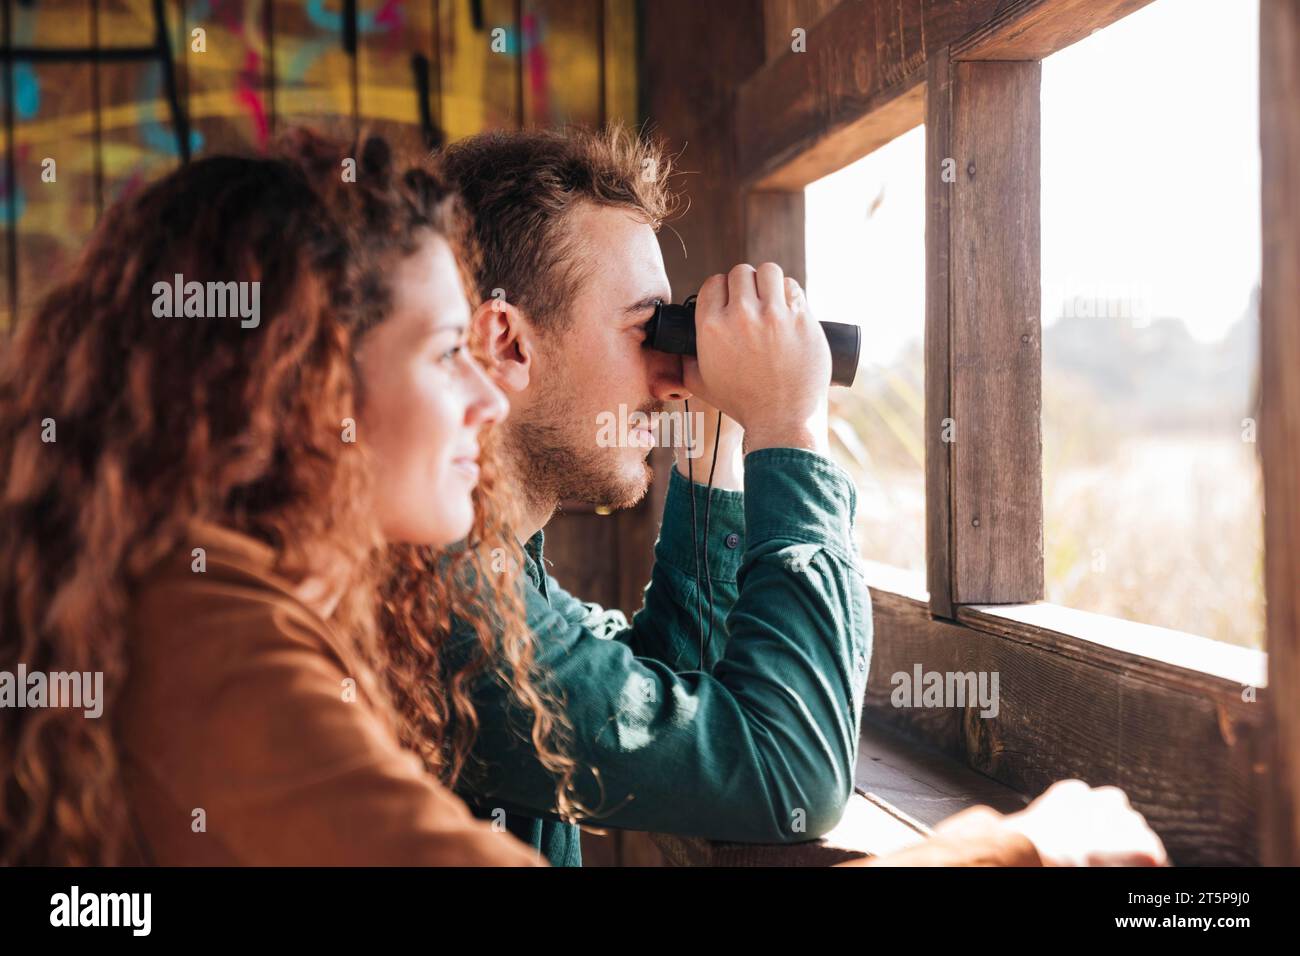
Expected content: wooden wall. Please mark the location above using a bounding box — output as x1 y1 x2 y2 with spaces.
639 0 1296 866
1260 0 1300 866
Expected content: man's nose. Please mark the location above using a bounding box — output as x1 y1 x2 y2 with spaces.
646 351 691 403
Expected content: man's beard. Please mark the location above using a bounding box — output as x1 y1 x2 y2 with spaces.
504 388 660 516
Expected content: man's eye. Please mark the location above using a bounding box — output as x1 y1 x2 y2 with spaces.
439 344 463 363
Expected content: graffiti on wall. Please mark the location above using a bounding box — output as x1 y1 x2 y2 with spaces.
1 0 635 328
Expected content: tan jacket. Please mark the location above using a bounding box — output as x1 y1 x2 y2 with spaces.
115 522 542 866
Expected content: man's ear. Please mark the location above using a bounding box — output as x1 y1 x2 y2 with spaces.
470 296 534 394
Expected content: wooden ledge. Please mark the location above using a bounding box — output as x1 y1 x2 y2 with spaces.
648 717 1026 866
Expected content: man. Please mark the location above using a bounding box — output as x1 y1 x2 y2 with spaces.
433 126 1166 869
435 126 866 867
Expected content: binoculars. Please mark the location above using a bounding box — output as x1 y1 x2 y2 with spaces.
643 295 861 387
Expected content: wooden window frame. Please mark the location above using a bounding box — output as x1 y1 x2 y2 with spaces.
722 0 1294 864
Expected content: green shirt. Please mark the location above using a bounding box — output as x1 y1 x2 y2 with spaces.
457 447 871 866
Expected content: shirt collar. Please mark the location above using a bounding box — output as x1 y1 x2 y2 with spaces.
521 530 546 592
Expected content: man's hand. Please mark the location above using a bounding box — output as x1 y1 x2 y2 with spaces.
683 263 830 456
1002 779 1169 866
841 779 1168 867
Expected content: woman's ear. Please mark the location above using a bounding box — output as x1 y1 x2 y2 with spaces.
470 296 533 394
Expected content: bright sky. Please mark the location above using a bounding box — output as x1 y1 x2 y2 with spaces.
805 0 1261 367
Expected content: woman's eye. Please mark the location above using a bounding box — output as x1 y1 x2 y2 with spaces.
439 344 464 363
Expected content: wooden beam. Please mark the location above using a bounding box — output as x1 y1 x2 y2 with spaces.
948 60 1043 605
751 83 924 191
954 0 1157 61
924 50 954 618
639 0 765 141
863 585 1267 865
734 0 1006 187
956 603 1267 695
761 0 841 63
734 0 1162 188
1260 0 1300 867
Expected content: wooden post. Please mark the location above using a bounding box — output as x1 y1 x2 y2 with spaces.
1260 0 1300 867
924 49 955 618
947 58 1043 606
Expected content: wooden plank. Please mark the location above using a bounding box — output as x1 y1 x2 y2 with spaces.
873 0 926 90
578 828 621 866
744 190 805 284
737 0 877 187
924 48 953 618
863 585 1266 865
736 0 1159 187
540 510 620 610
761 0 839 63
640 0 765 142
954 0 1156 61
856 716 1027 826
948 60 1042 605
652 116 748 312
956 603 1267 694
617 831 667 866
522 0 602 128
754 82 923 191
734 0 1006 186
1260 0 1300 867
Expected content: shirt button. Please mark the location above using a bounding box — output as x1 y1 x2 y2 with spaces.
724 532 740 549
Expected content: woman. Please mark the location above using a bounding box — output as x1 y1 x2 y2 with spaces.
0 131 570 865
